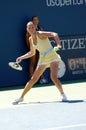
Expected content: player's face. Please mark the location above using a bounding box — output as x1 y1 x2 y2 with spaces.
27 23 36 34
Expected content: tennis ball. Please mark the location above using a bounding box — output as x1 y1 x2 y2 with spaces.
54 46 59 51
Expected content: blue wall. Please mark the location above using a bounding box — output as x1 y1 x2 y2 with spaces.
0 0 86 87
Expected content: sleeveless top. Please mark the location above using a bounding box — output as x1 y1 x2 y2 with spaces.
31 33 61 66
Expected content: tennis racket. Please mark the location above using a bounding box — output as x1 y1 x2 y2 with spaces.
8 61 22 71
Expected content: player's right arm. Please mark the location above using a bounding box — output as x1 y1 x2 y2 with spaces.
16 37 36 63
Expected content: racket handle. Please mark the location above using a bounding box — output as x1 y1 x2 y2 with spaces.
16 60 21 64
54 46 59 51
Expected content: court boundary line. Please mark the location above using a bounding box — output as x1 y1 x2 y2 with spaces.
41 123 86 130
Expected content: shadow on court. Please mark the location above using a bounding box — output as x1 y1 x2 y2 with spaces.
18 99 85 106
0 99 86 130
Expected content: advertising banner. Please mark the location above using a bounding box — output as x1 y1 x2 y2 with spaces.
0 0 86 86
59 35 86 81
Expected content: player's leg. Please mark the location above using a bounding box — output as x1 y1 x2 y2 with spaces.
50 61 67 101
21 65 46 98
12 65 46 104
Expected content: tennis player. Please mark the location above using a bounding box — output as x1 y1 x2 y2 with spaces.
12 21 67 104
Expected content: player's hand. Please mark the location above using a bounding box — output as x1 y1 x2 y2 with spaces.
16 57 22 63
57 44 62 48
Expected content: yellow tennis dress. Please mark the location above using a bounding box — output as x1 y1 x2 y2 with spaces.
32 34 61 67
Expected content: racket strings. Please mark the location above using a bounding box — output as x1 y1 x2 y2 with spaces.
14 63 20 68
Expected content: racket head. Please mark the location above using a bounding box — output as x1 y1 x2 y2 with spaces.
8 62 22 71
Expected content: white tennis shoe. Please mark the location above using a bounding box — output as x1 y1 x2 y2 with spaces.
12 97 24 105
61 94 68 102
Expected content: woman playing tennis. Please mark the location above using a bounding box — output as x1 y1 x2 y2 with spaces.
13 21 67 104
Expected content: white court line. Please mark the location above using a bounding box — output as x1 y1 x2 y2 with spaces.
41 123 86 130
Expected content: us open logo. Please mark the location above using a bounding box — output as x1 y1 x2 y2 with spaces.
46 0 86 7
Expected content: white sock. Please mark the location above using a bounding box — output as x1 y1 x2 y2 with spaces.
61 94 67 99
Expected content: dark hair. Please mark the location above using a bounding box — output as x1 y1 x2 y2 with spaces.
31 16 39 21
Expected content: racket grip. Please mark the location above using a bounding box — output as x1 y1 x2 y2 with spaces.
16 60 21 64
54 46 59 51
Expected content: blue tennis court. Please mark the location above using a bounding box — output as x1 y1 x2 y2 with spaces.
0 82 86 130
0 99 86 130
